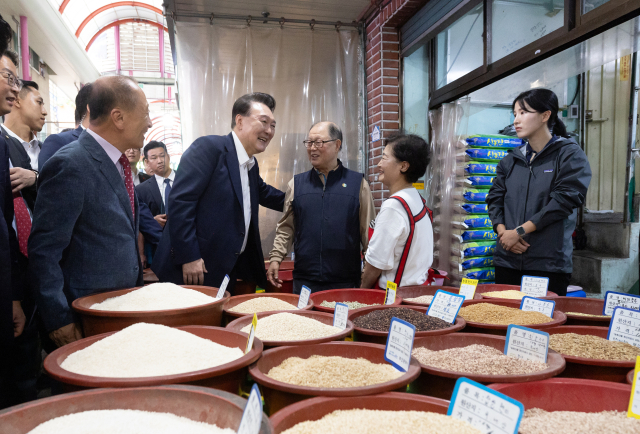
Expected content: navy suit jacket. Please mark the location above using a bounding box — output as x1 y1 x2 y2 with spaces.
38 125 82 170
29 131 143 332
152 133 284 288
136 175 164 216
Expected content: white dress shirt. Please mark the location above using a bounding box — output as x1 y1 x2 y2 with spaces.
86 129 126 181
232 131 255 253
155 169 175 210
2 124 41 171
8 159 32 232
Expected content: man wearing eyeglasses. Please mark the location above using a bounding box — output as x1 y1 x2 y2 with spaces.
267 121 375 294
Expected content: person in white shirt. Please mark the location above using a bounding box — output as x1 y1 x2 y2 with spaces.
361 133 433 289
136 141 174 228
124 147 151 187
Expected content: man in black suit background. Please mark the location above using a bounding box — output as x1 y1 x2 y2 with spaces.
152 93 284 293
136 140 172 228
38 82 92 169
125 147 150 187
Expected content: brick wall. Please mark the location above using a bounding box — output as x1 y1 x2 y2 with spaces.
365 0 427 211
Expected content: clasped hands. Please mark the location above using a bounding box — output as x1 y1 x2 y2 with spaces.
496 224 530 254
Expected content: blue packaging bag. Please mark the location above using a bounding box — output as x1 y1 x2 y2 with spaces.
466 136 523 148
465 163 498 175
466 176 495 188
463 190 489 203
465 148 509 162
461 256 494 269
460 203 489 214
462 216 492 229
462 241 496 257
461 229 498 242
463 267 496 280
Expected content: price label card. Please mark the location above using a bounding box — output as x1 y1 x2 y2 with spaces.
448 377 524 434
298 285 311 309
520 275 549 298
504 325 549 363
427 290 464 324
216 275 230 299
520 296 555 318
384 317 415 372
237 383 263 434
459 278 478 300
245 314 257 354
603 291 640 316
628 356 640 419
607 307 640 349
385 281 397 305
333 302 349 330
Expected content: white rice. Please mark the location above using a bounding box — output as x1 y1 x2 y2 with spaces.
240 312 342 341
27 409 236 434
60 323 243 377
90 282 216 311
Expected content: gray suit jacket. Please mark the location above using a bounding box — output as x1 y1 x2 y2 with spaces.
28 130 143 332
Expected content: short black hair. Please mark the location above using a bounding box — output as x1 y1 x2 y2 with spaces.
143 140 167 160
385 133 431 183
231 92 276 129
88 76 139 123
0 14 11 54
19 80 38 98
75 83 93 124
2 49 18 67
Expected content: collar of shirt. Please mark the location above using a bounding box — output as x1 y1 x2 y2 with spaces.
2 124 38 148
155 169 175 184
87 128 122 166
232 131 256 171
525 135 557 163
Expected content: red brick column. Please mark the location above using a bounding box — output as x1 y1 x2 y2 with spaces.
364 0 427 212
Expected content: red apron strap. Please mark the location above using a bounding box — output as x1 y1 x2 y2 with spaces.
390 196 418 286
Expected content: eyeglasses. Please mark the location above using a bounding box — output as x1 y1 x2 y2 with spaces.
303 139 336 149
0 71 22 89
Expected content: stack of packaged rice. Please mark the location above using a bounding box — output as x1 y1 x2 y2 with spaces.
446 134 523 285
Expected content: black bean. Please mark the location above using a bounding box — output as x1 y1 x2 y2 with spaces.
353 308 452 332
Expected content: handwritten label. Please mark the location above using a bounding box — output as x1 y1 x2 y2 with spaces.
427 290 464 324
245 314 257 354
448 377 524 434
459 278 478 300
603 291 640 316
237 383 263 434
504 325 549 363
216 275 229 299
628 356 640 419
298 285 311 309
385 281 397 305
607 307 640 349
333 302 349 330
520 296 555 318
384 317 415 372
520 276 549 298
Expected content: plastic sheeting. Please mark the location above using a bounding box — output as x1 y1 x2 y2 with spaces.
174 22 365 256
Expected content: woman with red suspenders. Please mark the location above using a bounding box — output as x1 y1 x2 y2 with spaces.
361 133 434 289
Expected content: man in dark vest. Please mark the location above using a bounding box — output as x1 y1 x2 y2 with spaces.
267 121 375 294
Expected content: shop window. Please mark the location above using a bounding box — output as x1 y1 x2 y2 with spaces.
491 0 565 62
436 3 484 89
403 44 429 140
583 0 612 14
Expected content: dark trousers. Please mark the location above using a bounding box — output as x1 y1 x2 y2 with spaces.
293 278 360 295
494 266 571 297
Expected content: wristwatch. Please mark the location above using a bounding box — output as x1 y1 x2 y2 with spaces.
515 226 526 237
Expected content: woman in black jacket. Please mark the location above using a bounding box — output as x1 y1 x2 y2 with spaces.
486 88 592 296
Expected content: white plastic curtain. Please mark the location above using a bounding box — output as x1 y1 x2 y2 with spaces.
174 22 365 256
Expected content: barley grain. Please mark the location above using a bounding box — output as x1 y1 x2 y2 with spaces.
519 408 640 434
228 297 297 314
548 333 640 360
458 303 553 325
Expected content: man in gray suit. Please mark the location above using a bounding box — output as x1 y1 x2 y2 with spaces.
29 75 152 347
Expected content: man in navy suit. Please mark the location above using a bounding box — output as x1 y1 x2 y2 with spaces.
29 75 152 347
153 93 284 292
136 140 173 226
38 82 92 169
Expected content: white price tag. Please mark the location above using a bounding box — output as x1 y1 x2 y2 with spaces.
504 325 549 363
628 357 640 419
603 291 640 316
333 302 349 330
385 281 397 305
520 296 555 318
520 275 549 298
448 378 524 434
607 307 640 349
384 317 415 373
459 278 478 300
427 290 464 324
298 285 311 309
245 314 257 354
216 275 229 299
237 384 263 434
